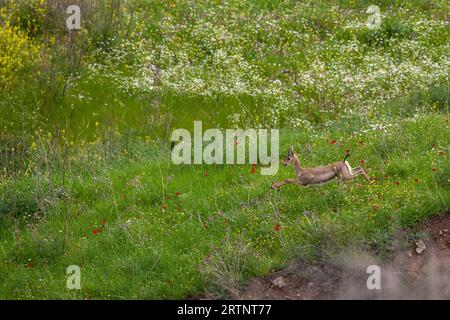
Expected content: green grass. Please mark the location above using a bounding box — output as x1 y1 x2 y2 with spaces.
0 113 448 299
0 0 448 299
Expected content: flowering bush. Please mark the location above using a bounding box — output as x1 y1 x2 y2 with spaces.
0 13 42 88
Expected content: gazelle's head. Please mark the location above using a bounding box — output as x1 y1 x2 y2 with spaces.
283 146 295 167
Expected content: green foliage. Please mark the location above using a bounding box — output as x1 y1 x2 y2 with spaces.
0 0 448 299
357 16 414 47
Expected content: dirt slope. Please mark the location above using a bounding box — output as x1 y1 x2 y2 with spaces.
240 213 450 300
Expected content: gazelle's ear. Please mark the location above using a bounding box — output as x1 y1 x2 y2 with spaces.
290 145 295 153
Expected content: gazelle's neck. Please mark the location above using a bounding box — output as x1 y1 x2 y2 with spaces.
292 154 304 176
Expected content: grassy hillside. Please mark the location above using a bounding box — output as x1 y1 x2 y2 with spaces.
0 0 448 299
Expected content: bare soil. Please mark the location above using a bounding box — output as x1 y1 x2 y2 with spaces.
239 212 450 300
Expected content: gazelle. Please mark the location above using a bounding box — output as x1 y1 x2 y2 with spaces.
271 146 371 190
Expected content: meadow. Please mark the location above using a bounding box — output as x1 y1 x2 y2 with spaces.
0 0 448 299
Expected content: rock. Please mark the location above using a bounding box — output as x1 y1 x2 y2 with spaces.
415 240 426 254
271 276 287 288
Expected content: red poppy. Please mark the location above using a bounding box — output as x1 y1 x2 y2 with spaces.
372 204 380 210
204 172 209 176
27 261 33 269
432 168 437 172
101 219 107 224
162 204 167 209
175 191 182 196
252 163 257 168
250 168 255 173
165 194 171 199
92 228 102 235
361 159 365 164
331 140 336 145
274 224 281 232
395 181 400 185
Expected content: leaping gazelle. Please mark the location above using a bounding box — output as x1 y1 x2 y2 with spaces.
271 146 372 190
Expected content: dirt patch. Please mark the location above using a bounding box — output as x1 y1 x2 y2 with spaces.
239 212 450 300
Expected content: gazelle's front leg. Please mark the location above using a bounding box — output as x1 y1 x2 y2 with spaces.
271 178 303 190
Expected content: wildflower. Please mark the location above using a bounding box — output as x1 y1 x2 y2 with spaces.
175 191 182 196
415 178 419 183
101 219 107 224
395 181 400 185
162 204 167 209
27 261 33 269
274 224 281 232
361 159 365 164
331 140 336 144
92 228 102 235
432 168 437 172
204 172 209 176
250 168 255 173
165 194 171 199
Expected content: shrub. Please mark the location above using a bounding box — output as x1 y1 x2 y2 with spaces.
0 6 42 89
358 16 413 47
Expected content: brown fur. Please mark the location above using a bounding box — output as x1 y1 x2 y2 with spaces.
272 146 371 189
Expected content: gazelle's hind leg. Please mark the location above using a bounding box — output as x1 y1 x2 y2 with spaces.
340 164 371 182
351 166 371 182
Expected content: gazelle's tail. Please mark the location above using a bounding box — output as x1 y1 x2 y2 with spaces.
343 153 350 162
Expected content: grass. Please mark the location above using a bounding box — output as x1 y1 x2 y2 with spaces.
0 0 448 299
0 113 448 299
